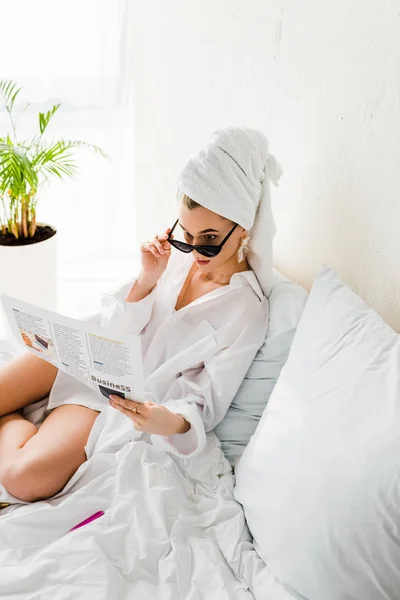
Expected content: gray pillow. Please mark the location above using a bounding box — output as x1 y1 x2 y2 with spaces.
213 269 308 467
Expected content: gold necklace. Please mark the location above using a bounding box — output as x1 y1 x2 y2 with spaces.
203 271 231 286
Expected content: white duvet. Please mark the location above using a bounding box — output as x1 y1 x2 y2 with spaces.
0 342 294 600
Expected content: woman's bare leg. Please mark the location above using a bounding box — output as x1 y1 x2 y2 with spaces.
0 352 58 417
0 412 38 471
0 404 99 502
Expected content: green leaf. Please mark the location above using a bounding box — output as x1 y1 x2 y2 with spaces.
0 81 107 205
0 80 22 112
30 140 80 182
38 103 61 135
0 143 38 195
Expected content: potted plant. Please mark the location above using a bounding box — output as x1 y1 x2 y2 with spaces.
0 79 107 311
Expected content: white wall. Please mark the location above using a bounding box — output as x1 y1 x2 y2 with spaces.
128 0 400 330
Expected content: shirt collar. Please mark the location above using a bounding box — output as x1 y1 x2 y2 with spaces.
173 251 265 303
229 269 265 302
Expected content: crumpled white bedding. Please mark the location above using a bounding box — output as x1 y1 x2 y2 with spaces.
0 341 294 600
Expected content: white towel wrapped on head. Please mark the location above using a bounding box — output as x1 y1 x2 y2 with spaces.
176 126 283 297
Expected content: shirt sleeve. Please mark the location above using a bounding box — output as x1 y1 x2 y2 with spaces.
76 277 157 335
150 301 269 459
80 253 184 334
99 276 158 335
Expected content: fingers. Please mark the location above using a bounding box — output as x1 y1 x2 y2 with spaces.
112 404 144 429
153 237 165 255
155 233 172 253
140 241 165 258
159 232 172 253
109 396 142 412
140 227 174 258
109 396 150 419
130 410 145 427
131 416 145 430
141 235 172 258
108 397 146 431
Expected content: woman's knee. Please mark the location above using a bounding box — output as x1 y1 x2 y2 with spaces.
1 457 39 501
0 452 83 502
0 353 58 417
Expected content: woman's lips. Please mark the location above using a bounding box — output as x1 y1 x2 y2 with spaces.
196 259 210 266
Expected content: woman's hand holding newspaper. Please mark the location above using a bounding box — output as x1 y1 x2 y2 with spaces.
108 396 191 436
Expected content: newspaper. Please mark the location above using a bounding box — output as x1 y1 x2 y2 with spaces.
0 294 145 403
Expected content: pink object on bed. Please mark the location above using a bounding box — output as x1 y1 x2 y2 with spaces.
68 510 105 532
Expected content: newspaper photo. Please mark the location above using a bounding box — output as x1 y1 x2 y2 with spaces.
0 294 145 402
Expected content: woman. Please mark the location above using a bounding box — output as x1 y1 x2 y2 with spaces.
0 126 282 503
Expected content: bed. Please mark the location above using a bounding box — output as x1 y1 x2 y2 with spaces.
0 268 305 600
3 262 398 599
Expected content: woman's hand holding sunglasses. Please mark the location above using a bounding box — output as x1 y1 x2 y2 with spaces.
139 228 173 286
125 228 174 303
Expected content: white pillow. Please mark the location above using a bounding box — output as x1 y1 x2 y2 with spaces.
235 265 400 600
213 269 308 467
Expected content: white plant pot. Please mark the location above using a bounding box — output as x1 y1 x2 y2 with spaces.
0 223 58 311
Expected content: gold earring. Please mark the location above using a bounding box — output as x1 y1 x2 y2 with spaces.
237 236 250 262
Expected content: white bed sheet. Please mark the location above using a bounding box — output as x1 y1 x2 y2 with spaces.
0 340 296 600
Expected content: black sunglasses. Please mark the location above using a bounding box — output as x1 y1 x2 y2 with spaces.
167 219 238 258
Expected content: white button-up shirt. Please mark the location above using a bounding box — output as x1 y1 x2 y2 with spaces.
98 250 269 458
48 250 269 458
